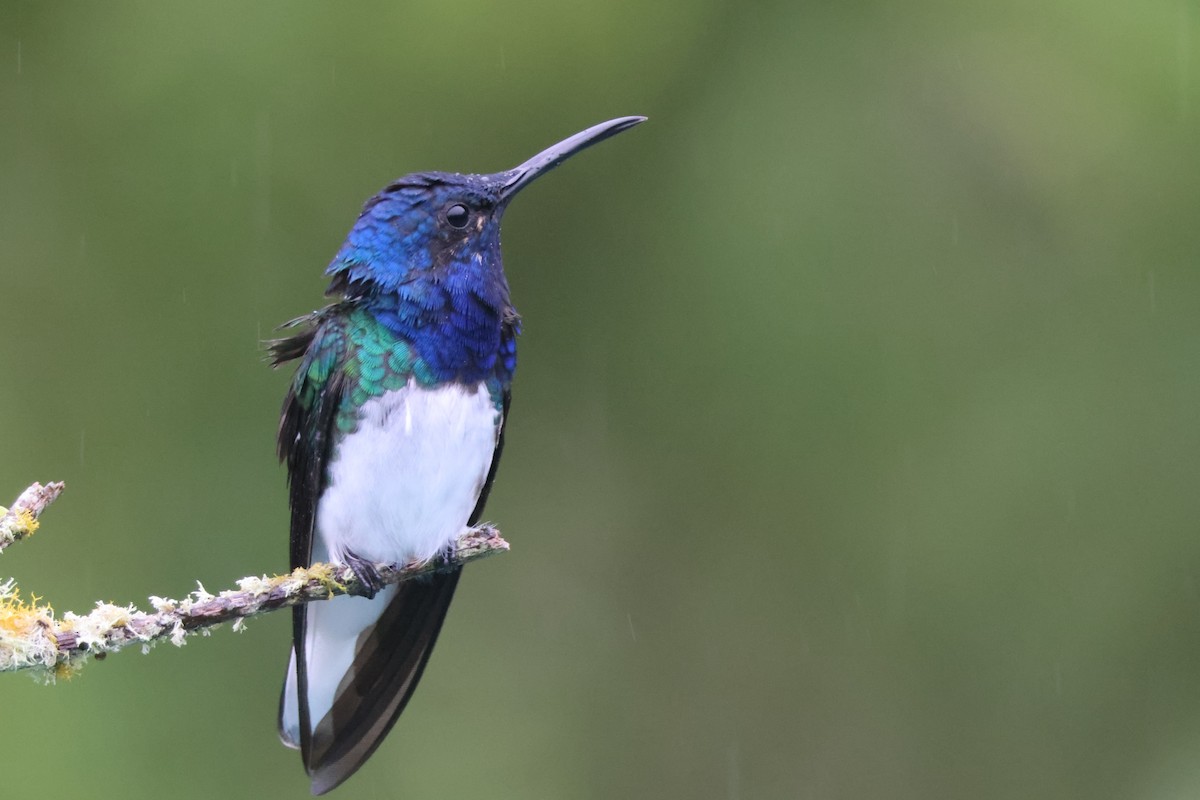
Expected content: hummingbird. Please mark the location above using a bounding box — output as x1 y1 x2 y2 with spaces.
269 116 645 795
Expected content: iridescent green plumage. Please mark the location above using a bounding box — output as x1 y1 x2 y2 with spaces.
281 306 439 435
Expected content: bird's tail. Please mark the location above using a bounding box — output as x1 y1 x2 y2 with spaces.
279 567 461 795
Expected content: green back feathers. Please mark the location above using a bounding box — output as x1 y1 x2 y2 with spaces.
274 307 438 436
338 310 437 427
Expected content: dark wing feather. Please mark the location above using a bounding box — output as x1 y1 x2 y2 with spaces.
270 312 349 571
470 388 510 525
270 312 350 764
308 568 462 795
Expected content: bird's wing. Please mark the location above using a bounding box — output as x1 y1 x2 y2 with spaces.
270 309 351 766
470 313 516 527
470 387 510 526
271 309 350 573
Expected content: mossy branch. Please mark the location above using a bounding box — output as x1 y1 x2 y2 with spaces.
0 482 508 681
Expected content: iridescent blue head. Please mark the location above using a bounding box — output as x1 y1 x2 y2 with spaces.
324 116 646 384
325 116 646 300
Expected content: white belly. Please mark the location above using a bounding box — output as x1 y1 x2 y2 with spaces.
316 379 500 565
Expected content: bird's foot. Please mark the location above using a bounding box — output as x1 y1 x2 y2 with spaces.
343 549 385 599
436 540 461 570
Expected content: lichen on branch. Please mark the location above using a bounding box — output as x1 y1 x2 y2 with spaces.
0 482 64 554
0 482 508 680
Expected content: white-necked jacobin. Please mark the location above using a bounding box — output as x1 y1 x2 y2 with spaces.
269 116 645 795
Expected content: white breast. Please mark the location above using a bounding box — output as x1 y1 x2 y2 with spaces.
316 379 501 566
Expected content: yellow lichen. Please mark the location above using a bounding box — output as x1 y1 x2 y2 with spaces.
14 509 38 536
303 563 345 595
0 583 52 637
0 580 58 672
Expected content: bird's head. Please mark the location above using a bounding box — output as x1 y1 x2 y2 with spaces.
325 116 646 299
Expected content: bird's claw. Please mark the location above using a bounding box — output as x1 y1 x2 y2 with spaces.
437 540 460 570
343 550 385 599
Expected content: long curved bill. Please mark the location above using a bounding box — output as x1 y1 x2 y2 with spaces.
500 116 647 200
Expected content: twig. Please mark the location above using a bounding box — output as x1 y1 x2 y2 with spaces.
0 481 65 554
0 482 508 679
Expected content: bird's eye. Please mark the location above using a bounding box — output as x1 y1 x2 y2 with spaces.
445 203 471 229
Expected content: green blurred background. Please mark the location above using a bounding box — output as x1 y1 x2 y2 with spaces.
2 1 1200 797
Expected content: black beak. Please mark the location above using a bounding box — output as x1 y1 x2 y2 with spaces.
500 116 647 200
